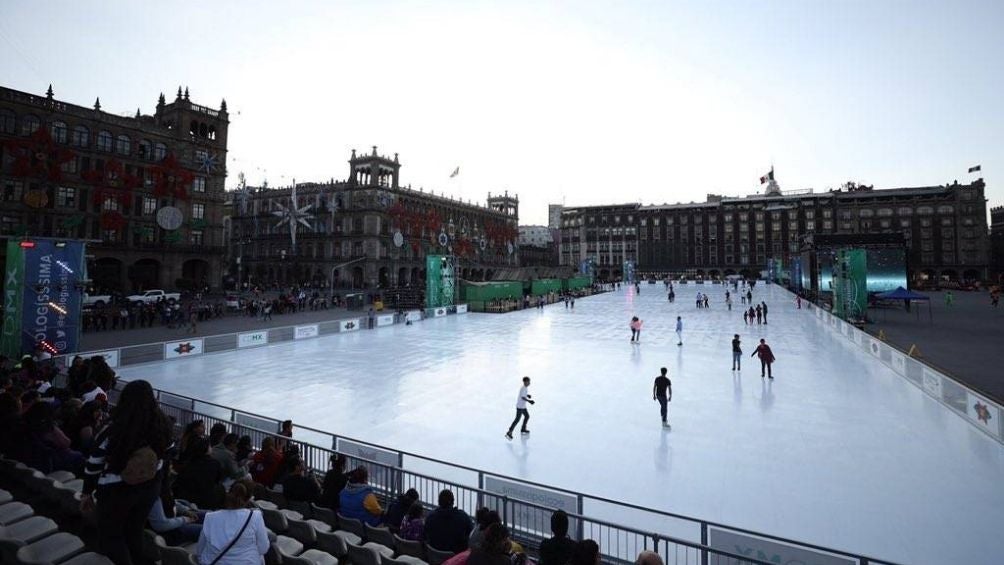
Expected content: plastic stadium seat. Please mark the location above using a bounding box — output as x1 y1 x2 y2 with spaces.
310 504 336 527
255 499 279 511
393 535 424 559
46 470 76 483
159 544 198 565
272 535 304 557
286 517 327 546
345 542 383 565
60 479 84 493
286 500 312 518
292 549 339 565
281 509 304 521
61 553 115 565
0 516 58 564
364 541 394 558
262 507 290 534
0 489 12 505
424 545 454 565
15 531 85 565
363 524 396 549
384 556 429 565
315 530 360 558
0 502 34 526
335 514 364 539
141 530 165 563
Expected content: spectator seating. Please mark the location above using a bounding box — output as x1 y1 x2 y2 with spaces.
424 545 455 565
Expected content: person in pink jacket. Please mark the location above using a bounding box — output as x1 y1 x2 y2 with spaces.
629 316 643 343
751 338 776 379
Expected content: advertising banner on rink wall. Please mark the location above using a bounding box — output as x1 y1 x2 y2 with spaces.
164 339 204 359
294 324 319 340
237 330 269 348
483 475 579 533
2 240 86 357
709 528 855 565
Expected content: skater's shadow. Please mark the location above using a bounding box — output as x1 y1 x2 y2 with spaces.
505 436 530 475
630 345 641 364
756 378 774 412
654 425 672 472
733 371 742 406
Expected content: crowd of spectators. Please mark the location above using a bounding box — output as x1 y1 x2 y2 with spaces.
1 352 664 565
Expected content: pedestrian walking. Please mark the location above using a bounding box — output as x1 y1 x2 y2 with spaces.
747 290 753 303
675 316 683 346
505 377 535 440
630 316 642 343
696 293 702 308
668 289 675 303
731 334 742 370
726 296 733 311
945 291 954 307
652 368 672 427
751 339 776 379
761 301 768 324
743 310 749 324
796 295 802 309
741 293 746 305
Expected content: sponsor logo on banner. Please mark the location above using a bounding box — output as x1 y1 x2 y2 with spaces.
70 349 120 368
966 391 1001 439
406 310 422 322
164 339 204 359
708 528 855 565
483 476 579 532
434 308 446 317
235 412 280 433
869 338 881 357
891 351 906 376
377 314 394 326
335 438 400 467
294 325 319 340
238 330 269 348
457 304 469 314
922 369 943 398
341 319 361 332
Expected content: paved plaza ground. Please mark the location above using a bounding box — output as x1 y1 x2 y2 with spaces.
115 283 1004 565
864 289 1004 403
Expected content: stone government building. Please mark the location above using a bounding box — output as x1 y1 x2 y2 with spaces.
559 178 990 283
227 147 520 289
0 84 229 291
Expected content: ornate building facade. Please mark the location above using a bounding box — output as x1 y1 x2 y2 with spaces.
229 147 519 289
559 179 989 283
0 84 228 291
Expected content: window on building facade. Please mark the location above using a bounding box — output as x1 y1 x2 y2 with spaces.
102 229 118 242
193 177 207 193
102 197 120 212
115 135 131 155
917 206 933 215
142 197 157 216
788 221 798 231
21 115 40 136
192 203 205 219
60 157 78 175
191 230 203 245
56 186 76 208
941 217 953 226
3 179 23 202
942 252 956 263
137 139 152 160
823 220 833 231
97 131 113 152
900 219 911 228
898 207 913 216
859 209 874 218
942 227 954 238
1 215 20 235
937 205 954 214
921 253 934 264
921 241 934 252
725 255 734 264
0 110 14 134
880 219 891 229
840 210 853 220
804 210 814 219
822 209 832 218
772 242 782 256
877 208 893 217
50 121 68 144
841 221 852 231
154 142 168 161
861 220 872 229
806 220 816 231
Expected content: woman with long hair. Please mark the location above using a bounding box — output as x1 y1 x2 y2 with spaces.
81 379 172 565
196 483 269 564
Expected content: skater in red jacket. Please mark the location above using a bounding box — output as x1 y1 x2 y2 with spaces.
751 338 776 379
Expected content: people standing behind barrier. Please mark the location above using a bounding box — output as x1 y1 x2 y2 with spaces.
424 488 474 554
319 453 349 511
538 509 576 565
339 466 384 526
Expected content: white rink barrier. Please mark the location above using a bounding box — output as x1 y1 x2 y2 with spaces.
808 295 1003 445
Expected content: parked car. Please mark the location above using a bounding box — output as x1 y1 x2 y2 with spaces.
82 293 112 308
125 289 181 305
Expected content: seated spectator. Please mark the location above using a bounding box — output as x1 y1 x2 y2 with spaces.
211 433 247 487
20 389 40 414
424 489 473 554
468 507 497 550
68 400 104 454
339 466 383 526
272 444 301 485
80 381 108 405
281 458 321 504
569 539 601 565
538 510 576 565
23 401 83 473
235 435 253 465
208 422 228 447
384 488 419 532
468 523 526 565
174 437 225 509
149 476 204 545
398 502 426 541
0 392 25 459
179 420 206 455
319 453 348 511
249 437 283 488
635 550 664 565
67 356 87 395
196 483 269 565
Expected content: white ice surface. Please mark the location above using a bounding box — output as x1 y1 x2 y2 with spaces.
119 284 1004 565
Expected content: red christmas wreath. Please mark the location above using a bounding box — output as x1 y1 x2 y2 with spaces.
153 154 194 200
4 129 75 182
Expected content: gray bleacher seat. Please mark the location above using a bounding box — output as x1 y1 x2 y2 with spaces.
0 502 34 526
345 542 383 565
286 499 312 518
254 499 279 511
335 514 364 539
262 507 290 534
286 517 323 546
272 534 304 557
310 504 336 528
384 556 428 565
0 489 12 505
46 470 76 483
141 529 165 563
424 545 454 565
0 515 59 548
284 549 339 565
15 531 85 565
315 530 360 558
363 524 395 549
60 479 84 493
61 553 115 565
393 534 424 559
159 544 198 565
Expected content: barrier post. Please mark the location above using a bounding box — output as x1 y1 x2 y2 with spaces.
576 494 585 540
700 522 709 565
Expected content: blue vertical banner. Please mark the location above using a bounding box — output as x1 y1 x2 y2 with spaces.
20 240 86 356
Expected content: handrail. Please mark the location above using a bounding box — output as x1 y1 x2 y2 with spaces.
123 379 905 565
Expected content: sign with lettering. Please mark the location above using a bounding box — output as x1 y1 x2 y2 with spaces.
80 349 120 368
377 314 394 326
922 368 943 398
294 324 319 340
457 304 469 314
340 319 361 332
164 339 204 359
708 528 855 565
238 330 269 348
965 391 1001 439
434 308 446 317
483 475 579 533
235 412 280 433
406 310 422 322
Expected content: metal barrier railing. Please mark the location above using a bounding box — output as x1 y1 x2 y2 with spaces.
112 381 904 565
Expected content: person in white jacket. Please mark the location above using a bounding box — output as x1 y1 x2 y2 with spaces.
196 483 269 565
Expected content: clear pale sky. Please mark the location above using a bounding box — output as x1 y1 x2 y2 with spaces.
2 0 1001 225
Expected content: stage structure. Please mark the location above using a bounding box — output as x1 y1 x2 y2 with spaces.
425 254 458 310
1 238 87 358
832 248 868 320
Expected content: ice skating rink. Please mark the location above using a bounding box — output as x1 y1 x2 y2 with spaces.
119 284 1004 565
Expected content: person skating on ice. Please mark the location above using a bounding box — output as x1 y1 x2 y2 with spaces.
760 301 768 324
675 316 683 346
747 306 755 324
652 367 672 427
505 377 535 440
751 339 776 379
755 304 762 325
630 316 642 343
731 334 742 371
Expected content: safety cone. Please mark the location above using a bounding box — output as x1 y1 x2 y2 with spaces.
878 330 887 341
908 344 922 357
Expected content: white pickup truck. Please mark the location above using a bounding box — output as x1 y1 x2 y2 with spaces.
125 289 181 305
83 293 112 308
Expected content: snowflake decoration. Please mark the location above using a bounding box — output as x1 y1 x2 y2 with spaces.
272 183 314 252
198 152 219 174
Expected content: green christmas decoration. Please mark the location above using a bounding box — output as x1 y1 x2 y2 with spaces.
61 215 84 229
189 218 208 229
163 231 183 243
132 225 154 237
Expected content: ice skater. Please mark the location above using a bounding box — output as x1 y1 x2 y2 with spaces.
675 316 683 346
751 338 776 379
696 292 703 308
505 376 534 439
742 309 749 324
731 334 742 370
726 295 733 311
755 304 762 325
746 290 753 303
760 301 768 324
796 295 802 309
630 316 642 343
703 294 709 308
652 367 672 427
